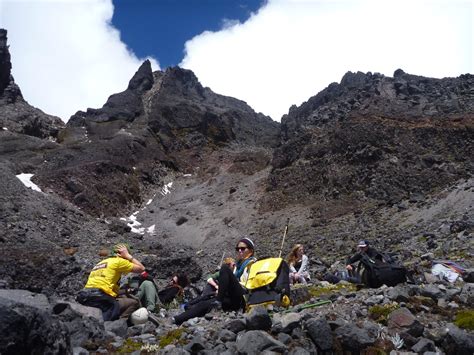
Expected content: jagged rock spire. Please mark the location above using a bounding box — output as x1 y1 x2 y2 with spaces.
0 29 12 95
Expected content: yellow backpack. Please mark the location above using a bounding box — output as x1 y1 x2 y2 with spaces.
245 257 291 310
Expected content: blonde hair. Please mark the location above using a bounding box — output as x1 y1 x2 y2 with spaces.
223 257 235 266
287 244 303 266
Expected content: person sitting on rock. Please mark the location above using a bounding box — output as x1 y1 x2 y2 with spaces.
122 271 161 313
157 273 189 305
345 240 379 281
213 237 257 311
76 243 145 321
172 257 237 325
205 257 236 296
287 244 310 284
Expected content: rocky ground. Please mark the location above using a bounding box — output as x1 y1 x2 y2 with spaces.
0 27 473 354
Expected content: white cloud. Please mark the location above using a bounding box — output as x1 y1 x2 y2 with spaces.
181 0 473 121
0 0 159 122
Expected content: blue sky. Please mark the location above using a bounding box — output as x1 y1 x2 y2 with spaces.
112 0 263 68
1 0 472 122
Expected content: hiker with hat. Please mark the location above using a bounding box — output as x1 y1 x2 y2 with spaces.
172 237 256 325
76 243 145 321
214 237 257 310
345 240 379 273
172 258 236 325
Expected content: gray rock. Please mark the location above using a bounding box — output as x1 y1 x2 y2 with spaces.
73 347 90 355
334 323 377 352
236 330 287 354
458 283 474 305
420 284 444 300
462 268 474 282
272 312 302 334
386 286 411 302
305 317 333 351
411 337 436 353
52 301 106 348
0 289 51 310
219 329 236 342
441 323 474 355
104 319 128 338
364 294 384 305
288 347 311 355
277 332 292 344
184 334 207 353
245 306 272 331
225 319 246 333
0 294 71 354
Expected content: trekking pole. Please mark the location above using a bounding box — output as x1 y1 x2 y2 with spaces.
218 251 225 268
278 218 290 258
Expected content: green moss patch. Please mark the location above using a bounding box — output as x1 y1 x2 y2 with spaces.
454 309 474 330
115 338 143 353
307 283 358 298
158 328 187 348
369 303 400 324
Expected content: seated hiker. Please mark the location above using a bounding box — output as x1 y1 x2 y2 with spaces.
215 237 257 311
287 244 310 284
157 273 189 304
76 243 145 321
204 257 236 296
345 240 379 275
123 271 161 312
172 257 237 325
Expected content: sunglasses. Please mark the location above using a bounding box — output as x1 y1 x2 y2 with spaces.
235 246 248 252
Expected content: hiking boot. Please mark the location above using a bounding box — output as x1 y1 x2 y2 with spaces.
147 312 160 326
210 299 222 311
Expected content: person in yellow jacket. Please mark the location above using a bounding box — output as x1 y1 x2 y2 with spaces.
77 243 145 321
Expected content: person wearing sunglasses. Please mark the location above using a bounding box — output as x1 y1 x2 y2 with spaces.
214 237 257 312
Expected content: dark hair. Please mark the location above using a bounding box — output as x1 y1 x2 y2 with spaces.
176 273 189 288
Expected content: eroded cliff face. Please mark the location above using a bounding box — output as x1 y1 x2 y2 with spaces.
264 70 474 217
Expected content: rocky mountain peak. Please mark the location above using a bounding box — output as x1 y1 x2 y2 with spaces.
0 29 63 138
127 59 154 93
0 29 23 103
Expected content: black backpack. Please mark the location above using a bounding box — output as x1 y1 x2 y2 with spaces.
358 253 407 288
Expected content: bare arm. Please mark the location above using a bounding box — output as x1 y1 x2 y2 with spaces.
297 255 309 274
117 245 145 273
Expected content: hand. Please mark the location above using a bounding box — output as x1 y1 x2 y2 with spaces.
117 245 132 260
346 264 353 271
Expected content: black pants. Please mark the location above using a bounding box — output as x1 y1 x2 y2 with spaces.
217 264 245 311
174 298 215 325
76 288 120 321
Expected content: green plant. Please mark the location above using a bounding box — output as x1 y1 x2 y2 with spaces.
116 338 143 353
369 303 400 323
454 309 474 330
307 283 357 298
158 328 187 348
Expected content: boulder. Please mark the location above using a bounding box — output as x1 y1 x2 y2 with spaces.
0 293 71 354
305 317 333 352
236 330 287 354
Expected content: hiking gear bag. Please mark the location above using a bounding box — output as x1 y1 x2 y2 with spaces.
359 253 407 288
244 257 291 310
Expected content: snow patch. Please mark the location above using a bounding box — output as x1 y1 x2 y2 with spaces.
183 174 192 177
161 182 173 196
2 127 8 131
147 225 155 234
120 211 145 234
16 173 42 192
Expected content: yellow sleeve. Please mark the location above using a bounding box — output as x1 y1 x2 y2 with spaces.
114 258 134 274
